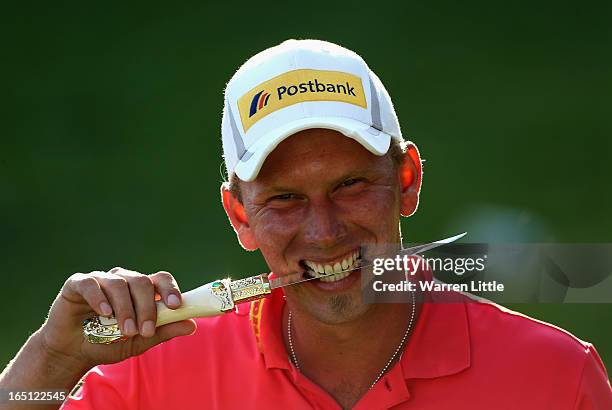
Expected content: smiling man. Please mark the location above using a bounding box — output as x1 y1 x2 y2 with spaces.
1 40 610 410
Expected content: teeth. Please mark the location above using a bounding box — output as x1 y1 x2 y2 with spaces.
319 271 350 282
303 250 361 282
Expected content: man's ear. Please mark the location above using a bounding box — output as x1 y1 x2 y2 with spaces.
399 143 423 217
220 183 258 251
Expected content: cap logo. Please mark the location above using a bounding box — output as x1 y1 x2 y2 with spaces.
237 69 367 133
249 90 271 117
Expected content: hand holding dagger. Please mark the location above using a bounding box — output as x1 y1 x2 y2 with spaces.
83 233 465 344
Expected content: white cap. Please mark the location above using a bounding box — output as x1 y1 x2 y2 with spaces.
222 39 404 181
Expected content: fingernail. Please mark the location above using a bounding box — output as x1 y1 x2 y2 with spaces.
141 320 155 337
124 318 137 336
99 302 112 316
167 294 180 307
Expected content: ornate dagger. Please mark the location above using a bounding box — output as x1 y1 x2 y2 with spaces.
83 232 466 344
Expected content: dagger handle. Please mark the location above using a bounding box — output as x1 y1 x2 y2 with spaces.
83 275 272 344
82 279 233 344
156 279 234 326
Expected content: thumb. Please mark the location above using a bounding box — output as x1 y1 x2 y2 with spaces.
137 319 197 351
156 319 198 342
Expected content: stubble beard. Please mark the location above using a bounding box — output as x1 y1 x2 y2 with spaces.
288 286 369 325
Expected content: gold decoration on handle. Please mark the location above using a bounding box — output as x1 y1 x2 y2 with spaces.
83 316 127 344
230 274 272 304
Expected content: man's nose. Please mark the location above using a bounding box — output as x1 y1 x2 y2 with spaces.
303 199 348 248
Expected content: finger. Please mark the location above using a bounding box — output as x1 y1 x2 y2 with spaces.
153 319 197 343
150 271 182 309
98 272 138 337
63 273 113 316
111 268 157 338
130 320 197 355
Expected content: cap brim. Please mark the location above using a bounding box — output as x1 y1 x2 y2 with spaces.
234 117 394 182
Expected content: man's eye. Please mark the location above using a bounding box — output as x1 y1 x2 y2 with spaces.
340 178 361 188
271 193 297 201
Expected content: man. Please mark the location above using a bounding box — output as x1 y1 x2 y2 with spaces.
1 40 610 409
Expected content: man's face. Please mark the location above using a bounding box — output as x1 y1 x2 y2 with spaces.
233 129 404 324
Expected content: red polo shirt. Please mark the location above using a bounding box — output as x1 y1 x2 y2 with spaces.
62 289 611 409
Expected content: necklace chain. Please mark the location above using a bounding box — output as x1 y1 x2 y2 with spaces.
287 290 416 390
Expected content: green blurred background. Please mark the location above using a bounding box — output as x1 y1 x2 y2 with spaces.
2 1 611 372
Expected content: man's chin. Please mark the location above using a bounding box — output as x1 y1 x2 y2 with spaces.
287 271 369 324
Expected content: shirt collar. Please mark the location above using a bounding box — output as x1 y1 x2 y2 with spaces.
400 300 471 379
252 288 291 370
398 266 471 379
251 286 472 379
